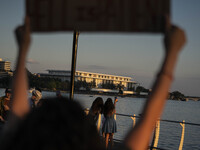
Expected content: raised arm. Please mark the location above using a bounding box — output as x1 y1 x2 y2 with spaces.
125 23 186 149
11 17 31 118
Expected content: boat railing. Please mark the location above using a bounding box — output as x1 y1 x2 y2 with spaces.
85 109 200 150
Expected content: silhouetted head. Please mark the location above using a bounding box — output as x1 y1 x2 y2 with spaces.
103 98 115 117
35 87 42 93
1 97 104 150
56 90 62 98
32 90 42 101
90 97 104 114
5 88 11 99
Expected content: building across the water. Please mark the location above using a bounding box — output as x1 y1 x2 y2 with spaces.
0 58 13 78
0 58 11 71
39 70 138 90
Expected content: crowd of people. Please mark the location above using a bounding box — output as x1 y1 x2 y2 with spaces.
0 88 42 123
0 88 118 149
0 88 66 127
0 15 186 150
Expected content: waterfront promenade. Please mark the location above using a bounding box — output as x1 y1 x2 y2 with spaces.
0 89 200 149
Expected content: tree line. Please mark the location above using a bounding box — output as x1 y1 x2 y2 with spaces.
0 69 186 100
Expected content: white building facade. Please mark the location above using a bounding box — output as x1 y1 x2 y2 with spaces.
39 70 137 90
0 58 13 78
0 58 11 71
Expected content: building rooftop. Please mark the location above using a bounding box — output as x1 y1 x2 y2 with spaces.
46 69 133 79
77 70 132 79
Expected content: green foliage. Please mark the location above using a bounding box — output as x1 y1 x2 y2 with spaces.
128 86 135 91
0 76 12 88
136 86 149 94
29 73 69 91
170 91 185 100
74 80 94 91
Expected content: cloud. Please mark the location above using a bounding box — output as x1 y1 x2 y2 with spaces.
26 58 39 64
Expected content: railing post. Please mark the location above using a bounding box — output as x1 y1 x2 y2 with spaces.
151 120 160 150
84 108 89 115
179 120 185 150
114 113 117 120
97 114 102 133
131 114 136 127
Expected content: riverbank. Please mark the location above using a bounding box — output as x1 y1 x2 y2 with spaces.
40 89 200 101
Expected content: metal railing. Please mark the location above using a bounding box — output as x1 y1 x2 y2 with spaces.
116 113 200 150
85 109 200 150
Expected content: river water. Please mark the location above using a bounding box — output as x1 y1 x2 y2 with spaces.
1 88 200 149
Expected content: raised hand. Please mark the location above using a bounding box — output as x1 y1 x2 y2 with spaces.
164 17 186 54
15 16 31 52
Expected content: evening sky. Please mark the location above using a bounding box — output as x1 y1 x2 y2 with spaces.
0 0 200 96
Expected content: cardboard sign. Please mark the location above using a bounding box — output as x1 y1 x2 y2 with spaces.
26 0 170 33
